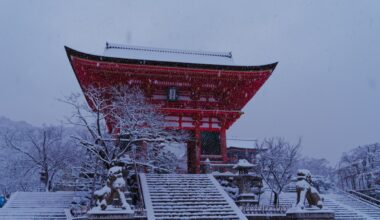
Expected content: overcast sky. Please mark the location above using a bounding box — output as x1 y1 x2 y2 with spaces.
0 0 379 164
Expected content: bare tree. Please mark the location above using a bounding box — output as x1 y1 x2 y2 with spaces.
296 157 332 178
2 126 80 191
339 143 380 168
336 143 380 190
256 137 301 206
296 156 334 192
0 147 39 195
61 86 187 170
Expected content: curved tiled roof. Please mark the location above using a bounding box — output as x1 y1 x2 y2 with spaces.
65 46 277 71
103 42 235 65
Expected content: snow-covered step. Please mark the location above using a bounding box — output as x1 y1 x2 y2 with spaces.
327 192 380 220
277 192 380 220
0 191 75 220
140 173 247 220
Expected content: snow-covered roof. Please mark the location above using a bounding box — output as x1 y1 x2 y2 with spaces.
233 159 255 169
227 139 257 149
103 43 235 65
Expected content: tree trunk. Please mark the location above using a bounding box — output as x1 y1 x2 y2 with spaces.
90 157 99 206
44 169 49 192
273 192 279 206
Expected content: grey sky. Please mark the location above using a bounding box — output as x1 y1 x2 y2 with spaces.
0 0 379 163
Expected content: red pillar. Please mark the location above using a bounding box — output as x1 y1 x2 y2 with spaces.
220 127 228 163
195 124 201 174
187 133 196 174
187 116 202 174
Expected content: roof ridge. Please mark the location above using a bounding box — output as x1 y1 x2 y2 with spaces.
105 42 233 59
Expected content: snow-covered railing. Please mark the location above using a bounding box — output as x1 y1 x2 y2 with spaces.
120 158 173 174
209 163 236 167
131 207 147 218
241 205 290 216
348 190 380 207
204 159 259 174
211 166 235 175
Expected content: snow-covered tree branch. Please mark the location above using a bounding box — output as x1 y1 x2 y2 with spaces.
62 85 188 171
2 126 81 192
336 143 380 190
256 137 301 206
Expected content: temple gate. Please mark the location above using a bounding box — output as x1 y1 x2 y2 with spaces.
66 43 277 173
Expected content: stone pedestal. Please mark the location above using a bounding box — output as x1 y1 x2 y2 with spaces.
236 193 258 206
286 207 334 220
87 207 135 220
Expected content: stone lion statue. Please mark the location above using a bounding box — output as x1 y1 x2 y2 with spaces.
93 166 130 210
295 169 323 209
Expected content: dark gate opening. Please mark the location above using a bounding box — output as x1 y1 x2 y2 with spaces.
201 131 221 155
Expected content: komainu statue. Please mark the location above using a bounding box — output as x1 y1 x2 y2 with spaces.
93 166 131 210
295 169 323 209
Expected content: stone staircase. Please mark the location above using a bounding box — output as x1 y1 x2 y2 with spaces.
327 192 380 220
140 173 247 220
0 191 75 220
323 195 367 220
278 191 380 220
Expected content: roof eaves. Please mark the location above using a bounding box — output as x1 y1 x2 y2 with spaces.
105 42 233 59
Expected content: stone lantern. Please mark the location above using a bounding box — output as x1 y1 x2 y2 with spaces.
204 158 212 174
233 159 257 206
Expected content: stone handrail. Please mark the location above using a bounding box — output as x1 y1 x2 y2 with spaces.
348 190 380 207
241 205 290 215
